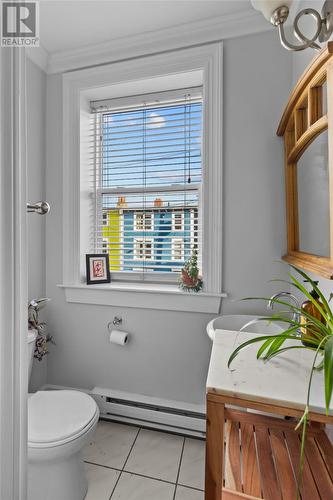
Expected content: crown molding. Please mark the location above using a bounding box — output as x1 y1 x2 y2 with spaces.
26 44 49 73
47 9 271 74
24 9 272 75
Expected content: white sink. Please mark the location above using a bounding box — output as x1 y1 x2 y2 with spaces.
206 314 284 342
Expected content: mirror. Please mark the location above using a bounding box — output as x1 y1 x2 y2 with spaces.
277 43 333 279
297 129 330 257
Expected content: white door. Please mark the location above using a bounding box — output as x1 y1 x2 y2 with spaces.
0 47 28 500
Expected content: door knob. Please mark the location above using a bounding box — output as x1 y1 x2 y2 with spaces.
27 201 50 215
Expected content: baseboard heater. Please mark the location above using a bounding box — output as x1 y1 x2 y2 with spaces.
91 387 206 438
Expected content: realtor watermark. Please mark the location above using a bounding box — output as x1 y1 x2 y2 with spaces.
1 1 39 47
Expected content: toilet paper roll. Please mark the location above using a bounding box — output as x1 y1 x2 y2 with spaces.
109 329 129 345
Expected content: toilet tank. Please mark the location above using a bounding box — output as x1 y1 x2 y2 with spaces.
27 329 37 381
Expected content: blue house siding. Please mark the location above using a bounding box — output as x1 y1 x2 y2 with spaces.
122 209 194 272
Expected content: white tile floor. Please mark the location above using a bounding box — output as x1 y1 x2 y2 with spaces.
83 420 205 500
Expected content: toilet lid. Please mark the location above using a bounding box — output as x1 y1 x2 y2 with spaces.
28 390 98 444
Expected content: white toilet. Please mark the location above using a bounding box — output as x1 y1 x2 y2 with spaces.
27 330 99 500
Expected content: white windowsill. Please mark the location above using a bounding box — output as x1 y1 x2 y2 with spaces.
58 282 226 313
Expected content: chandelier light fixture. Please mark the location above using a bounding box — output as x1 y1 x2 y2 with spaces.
251 0 333 51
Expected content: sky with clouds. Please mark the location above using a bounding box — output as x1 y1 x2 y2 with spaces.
101 101 202 210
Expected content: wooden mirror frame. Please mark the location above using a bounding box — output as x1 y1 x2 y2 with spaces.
277 42 333 279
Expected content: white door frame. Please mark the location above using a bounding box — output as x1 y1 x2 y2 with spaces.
0 47 28 500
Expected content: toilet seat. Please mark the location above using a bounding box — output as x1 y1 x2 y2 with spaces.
28 390 98 448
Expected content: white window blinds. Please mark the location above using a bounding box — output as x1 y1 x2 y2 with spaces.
90 88 202 276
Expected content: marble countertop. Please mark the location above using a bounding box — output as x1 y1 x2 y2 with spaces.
206 329 333 416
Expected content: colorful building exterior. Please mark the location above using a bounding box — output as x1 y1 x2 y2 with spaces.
102 206 198 272
102 210 121 271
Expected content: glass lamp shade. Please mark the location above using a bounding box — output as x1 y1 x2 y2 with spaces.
251 0 293 22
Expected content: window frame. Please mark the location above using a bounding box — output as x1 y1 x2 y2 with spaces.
62 43 223 307
102 238 109 254
134 212 154 232
172 211 184 231
133 238 154 261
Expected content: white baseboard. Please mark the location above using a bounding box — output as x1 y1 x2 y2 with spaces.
41 384 206 438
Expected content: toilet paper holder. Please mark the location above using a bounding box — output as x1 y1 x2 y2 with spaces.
108 316 122 331
107 316 129 346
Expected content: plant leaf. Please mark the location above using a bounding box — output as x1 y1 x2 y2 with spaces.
290 266 333 325
256 337 276 358
241 296 328 338
227 334 297 368
289 273 330 325
264 335 288 359
324 336 333 414
261 324 302 359
264 345 317 361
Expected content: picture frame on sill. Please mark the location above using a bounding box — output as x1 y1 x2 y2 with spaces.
86 254 111 285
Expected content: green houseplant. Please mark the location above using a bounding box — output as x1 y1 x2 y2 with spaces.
228 265 333 493
179 249 203 292
28 298 54 361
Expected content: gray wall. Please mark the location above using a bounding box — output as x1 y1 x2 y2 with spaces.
43 30 291 406
222 33 290 313
26 58 47 391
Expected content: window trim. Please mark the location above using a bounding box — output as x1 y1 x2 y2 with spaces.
62 43 223 305
58 283 225 314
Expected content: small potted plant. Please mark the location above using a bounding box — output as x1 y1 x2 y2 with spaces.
179 249 203 292
228 265 333 492
28 298 54 361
